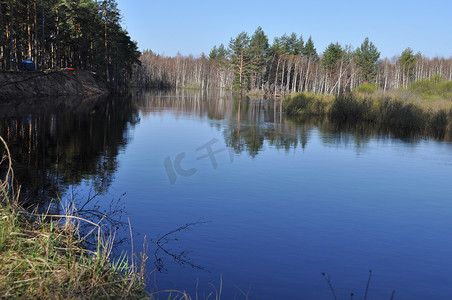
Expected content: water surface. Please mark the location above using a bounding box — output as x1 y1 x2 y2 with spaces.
1 90 452 299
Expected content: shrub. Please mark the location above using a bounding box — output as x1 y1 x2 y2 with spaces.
330 93 373 122
354 83 380 94
409 75 452 99
284 92 332 116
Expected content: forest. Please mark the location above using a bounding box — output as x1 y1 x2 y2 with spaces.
0 0 140 84
135 27 452 95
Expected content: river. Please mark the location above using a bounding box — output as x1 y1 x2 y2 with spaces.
1 90 452 299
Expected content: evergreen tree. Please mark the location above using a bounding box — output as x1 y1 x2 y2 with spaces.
302 36 317 59
209 44 227 60
276 32 303 55
209 45 218 60
249 26 269 89
296 35 304 56
0 0 140 83
228 31 251 92
322 42 344 72
217 44 227 58
321 42 345 94
400 47 416 88
271 36 283 54
354 37 380 83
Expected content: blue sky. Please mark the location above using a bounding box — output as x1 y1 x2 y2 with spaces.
116 0 452 59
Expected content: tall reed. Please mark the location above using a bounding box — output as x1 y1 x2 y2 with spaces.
284 89 452 137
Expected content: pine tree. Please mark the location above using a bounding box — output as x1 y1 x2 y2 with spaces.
302 36 317 59
228 31 251 92
400 47 416 88
296 35 304 56
322 42 345 94
354 37 380 84
249 26 269 89
0 0 140 80
322 42 343 72
209 45 218 60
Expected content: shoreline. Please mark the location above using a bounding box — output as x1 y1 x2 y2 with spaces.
0 70 111 101
283 89 452 139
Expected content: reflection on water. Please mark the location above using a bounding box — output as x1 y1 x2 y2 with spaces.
0 95 140 210
1 90 452 299
0 89 444 208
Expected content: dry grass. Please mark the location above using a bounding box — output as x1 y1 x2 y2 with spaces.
0 135 148 299
284 87 452 138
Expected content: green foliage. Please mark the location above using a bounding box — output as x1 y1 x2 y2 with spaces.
409 78 436 95
430 74 444 84
375 97 425 130
284 92 333 116
228 31 251 90
400 48 416 87
354 83 380 94
249 27 269 58
302 36 317 59
354 37 380 83
249 27 270 88
209 44 227 60
330 93 374 122
437 81 452 98
209 45 219 60
285 90 452 135
409 75 452 99
276 32 303 55
0 0 140 82
321 42 344 72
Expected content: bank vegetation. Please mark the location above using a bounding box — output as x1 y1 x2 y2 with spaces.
0 0 140 86
284 77 452 138
0 136 148 299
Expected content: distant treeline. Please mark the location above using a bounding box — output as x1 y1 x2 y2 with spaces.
135 27 452 95
0 0 140 83
135 50 234 90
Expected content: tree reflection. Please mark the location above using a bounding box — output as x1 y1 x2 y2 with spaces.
132 90 446 157
1 89 447 211
0 94 140 210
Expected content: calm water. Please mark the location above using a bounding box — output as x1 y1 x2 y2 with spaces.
1 90 452 299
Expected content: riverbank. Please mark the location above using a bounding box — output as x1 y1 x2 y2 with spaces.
284 86 452 137
0 137 147 299
0 70 111 101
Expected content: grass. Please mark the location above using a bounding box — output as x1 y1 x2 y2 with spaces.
284 92 335 116
0 135 150 299
283 82 452 138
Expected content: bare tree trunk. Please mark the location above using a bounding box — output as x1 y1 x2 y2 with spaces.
298 59 304 92
337 60 343 94
0 3 4 68
274 58 280 96
304 59 311 92
27 4 32 59
9 0 15 70
280 59 285 94
292 59 299 93
285 57 292 93
34 0 38 68
384 62 388 92
104 4 110 81
14 0 20 67
239 48 244 93
56 3 60 69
